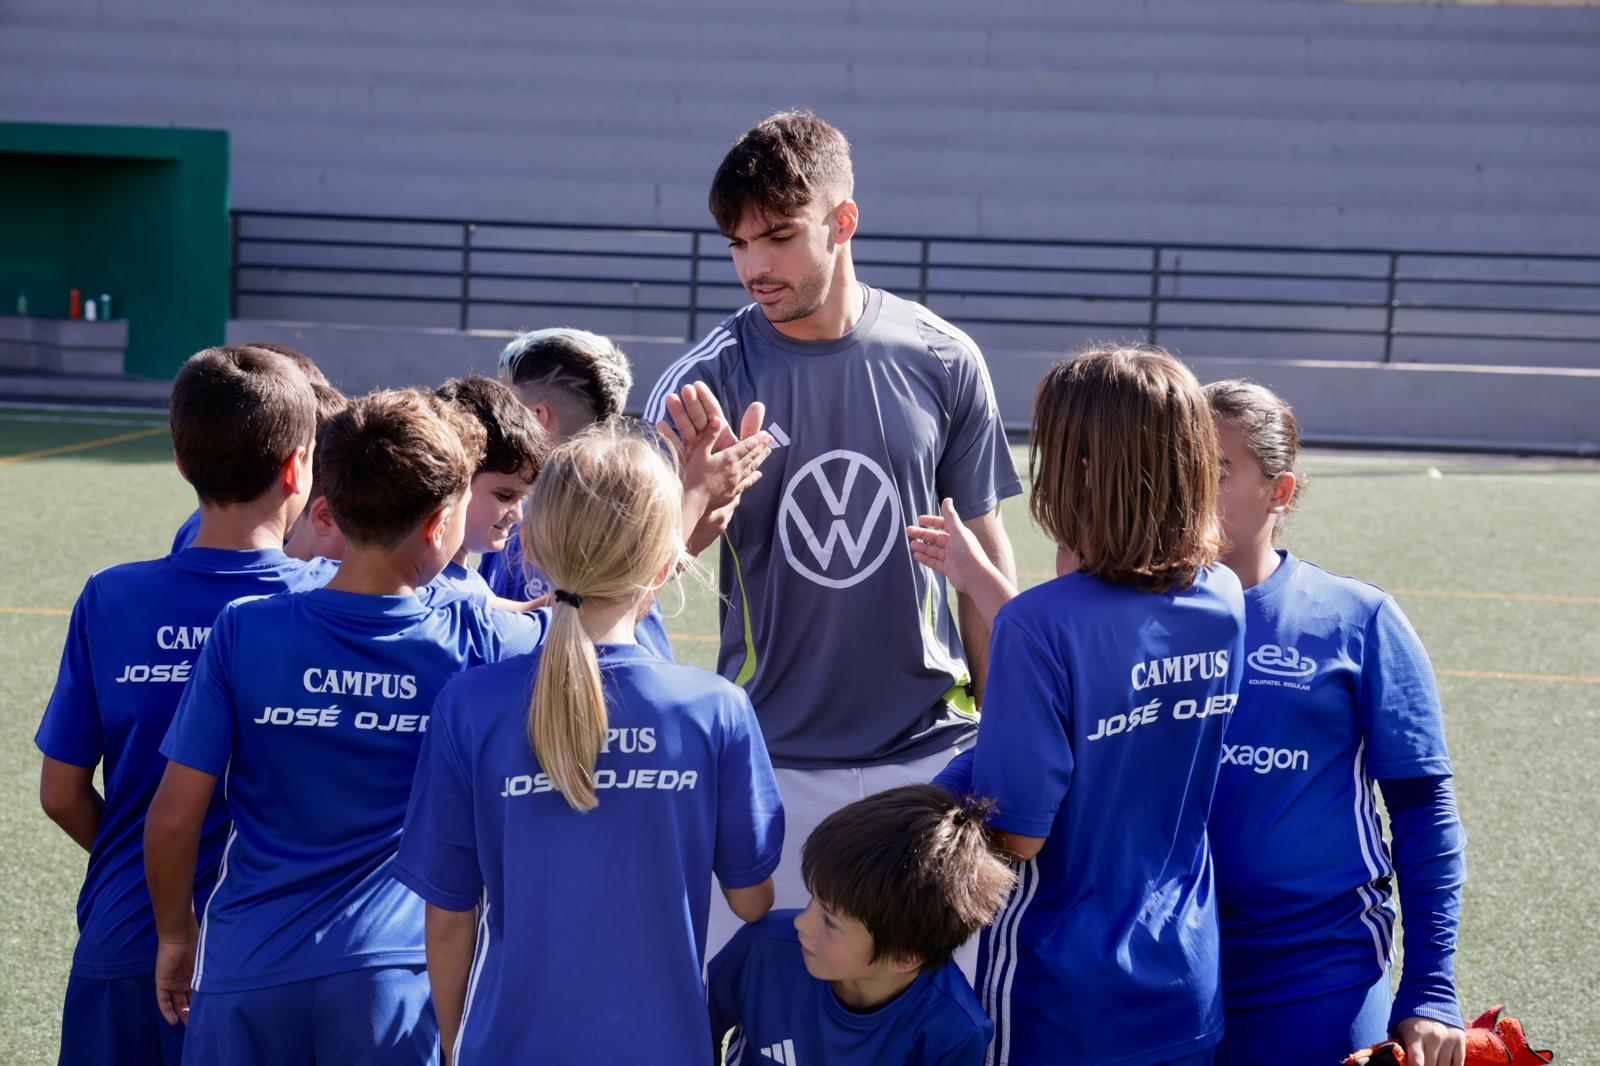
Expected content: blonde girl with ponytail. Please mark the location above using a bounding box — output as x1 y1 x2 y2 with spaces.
395 423 785 1066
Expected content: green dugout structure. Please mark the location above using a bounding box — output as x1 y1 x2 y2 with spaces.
0 122 230 379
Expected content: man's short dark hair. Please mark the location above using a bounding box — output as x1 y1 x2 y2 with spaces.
497 328 632 425
169 346 316 506
435 375 549 480
709 109 854 235
801 784 1016 971
317 389 484 547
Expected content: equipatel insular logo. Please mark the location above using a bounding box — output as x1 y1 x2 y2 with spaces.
778 449 902 590
1246 644 1318 679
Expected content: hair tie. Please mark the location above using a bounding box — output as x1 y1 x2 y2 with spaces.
553 589 584 608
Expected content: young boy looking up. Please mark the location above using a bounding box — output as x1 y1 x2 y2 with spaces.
36 346 335 1066
709 785 1014 1066
426 375 548 605
144 389 546 1066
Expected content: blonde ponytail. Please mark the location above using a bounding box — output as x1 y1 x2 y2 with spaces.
521 423 684 812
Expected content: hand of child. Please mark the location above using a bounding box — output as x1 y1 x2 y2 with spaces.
908 499 1017 627
907 498 989 594
1394 1016 1466 1066
154 930 198 1025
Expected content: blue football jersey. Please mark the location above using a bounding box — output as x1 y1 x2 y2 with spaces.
160 588 544 993
419 560 495 607
1211 552 1453 1008
393 643 783 1064
34 548 334 979
969 565 1244 1066
477 523 546 601
710 911 992 1066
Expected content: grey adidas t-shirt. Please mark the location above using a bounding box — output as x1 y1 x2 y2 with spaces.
644 287 1021 769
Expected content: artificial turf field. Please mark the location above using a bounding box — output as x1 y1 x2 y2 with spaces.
1 403 1595 1061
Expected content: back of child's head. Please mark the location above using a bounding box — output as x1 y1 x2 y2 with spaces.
316 388 486 547
242 340 329 386
434 374 549 480
1030 344 1223 595
170 345 317 506
800 784 1016 971
1204 378 1305 530
522 423 684 812
498 328 632 434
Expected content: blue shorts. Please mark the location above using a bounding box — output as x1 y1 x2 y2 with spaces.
1216 972 1391 1066
60 972 184 1066
183 966 437 1066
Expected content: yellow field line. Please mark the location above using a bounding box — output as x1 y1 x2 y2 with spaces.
1438 668 1600 686
0 425 168 466
0 606 70 617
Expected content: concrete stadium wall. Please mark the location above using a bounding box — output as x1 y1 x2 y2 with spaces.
224 319 1600 456
4 0 1599 252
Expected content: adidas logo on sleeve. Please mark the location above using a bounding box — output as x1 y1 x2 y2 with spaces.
759 1038 799 1064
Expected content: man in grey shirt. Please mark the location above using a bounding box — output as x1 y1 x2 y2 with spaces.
646 111 1019 935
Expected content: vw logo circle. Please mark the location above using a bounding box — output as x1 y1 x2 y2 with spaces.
778 449 903 590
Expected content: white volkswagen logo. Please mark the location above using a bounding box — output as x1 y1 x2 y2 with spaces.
778 449 902 589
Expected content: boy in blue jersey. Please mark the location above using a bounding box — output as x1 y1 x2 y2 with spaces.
913 346 1245 1066
143 388 545 1066
424 375 548 606
709 785 1014 1066
36 345 333 1066
394 424 782 1065
171 343 340 555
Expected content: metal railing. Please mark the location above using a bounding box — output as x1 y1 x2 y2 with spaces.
230 210 1600 366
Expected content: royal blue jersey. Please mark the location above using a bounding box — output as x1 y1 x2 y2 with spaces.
477 525 545 601
34 547 335 980
160 588 544 994
419 561 495 607
710 911 992 1066
1211 552 1453 1009
170 509 201 553
393 642 783 1065
964 565 1244 1066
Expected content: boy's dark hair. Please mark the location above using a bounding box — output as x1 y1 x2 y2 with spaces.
317 389 486 547
498 328 632 427
311 382 349 425
709 110 854 236
801 785 1016 971
306 384 352 503
435 375 549 480
169 346 317 506
241 341 328 386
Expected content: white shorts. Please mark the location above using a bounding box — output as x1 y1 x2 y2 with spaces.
705 737 975 975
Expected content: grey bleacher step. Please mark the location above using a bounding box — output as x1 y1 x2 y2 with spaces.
0 369 172 408
30 68 1598 171
6 15 1600 84
217 160 1600 255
